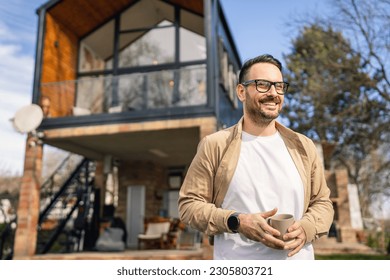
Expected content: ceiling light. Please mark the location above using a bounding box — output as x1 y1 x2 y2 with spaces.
148 149 168 158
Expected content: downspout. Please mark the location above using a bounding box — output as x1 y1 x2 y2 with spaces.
31 6 47 104
212 0 220 121
204 0 215 110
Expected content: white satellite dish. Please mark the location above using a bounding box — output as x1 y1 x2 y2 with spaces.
11 104 44 133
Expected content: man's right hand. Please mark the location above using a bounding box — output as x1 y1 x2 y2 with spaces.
237 208 285 249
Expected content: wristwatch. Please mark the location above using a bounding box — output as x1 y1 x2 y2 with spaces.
227 212 241 233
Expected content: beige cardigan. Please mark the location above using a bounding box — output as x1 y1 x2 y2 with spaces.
178 117 334 243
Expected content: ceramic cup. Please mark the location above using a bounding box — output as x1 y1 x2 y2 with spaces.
267 214 295 244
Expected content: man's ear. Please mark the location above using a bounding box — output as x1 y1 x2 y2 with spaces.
236 84 246 102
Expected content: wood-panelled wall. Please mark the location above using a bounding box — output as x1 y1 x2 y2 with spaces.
40 13 78 117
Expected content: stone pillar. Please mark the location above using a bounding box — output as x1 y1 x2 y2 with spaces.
335 169 357 243
13 134 43 258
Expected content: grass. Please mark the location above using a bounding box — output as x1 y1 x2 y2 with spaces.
315 254 390 260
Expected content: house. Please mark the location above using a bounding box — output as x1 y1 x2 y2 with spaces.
11 0 242 259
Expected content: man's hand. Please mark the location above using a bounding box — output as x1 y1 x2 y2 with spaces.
283 221 307 257
237 208 285 249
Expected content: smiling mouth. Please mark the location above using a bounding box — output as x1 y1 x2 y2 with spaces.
260 100 280 108
259 97 280 106
261 102 278 106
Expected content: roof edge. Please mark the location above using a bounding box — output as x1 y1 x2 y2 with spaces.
35 0 62 14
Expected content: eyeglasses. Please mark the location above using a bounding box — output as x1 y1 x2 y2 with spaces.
241 79 289 95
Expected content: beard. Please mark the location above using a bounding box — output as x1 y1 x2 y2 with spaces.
245 90 282 125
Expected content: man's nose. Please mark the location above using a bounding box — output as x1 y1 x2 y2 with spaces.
266 84 278 96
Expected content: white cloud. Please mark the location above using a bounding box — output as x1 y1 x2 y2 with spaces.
0 2 41 174
0 91 30 174
0 44 34 95
0 131 26 174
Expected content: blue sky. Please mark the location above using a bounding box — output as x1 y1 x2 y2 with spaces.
0 0 331 174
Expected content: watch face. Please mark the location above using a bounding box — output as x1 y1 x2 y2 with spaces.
228 215 239 232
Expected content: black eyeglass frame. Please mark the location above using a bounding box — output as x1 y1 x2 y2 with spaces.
241 79 289 95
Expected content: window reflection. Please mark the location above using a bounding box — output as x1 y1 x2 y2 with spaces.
180 9 205 62
79 20 114 72
75 0 208 116
119 21 175 68
120 0 174 31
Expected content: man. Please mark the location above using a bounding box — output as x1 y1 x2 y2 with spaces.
178 54 334 259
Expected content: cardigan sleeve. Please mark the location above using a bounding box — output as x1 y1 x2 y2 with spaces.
300 139 334 243
178 136 235 236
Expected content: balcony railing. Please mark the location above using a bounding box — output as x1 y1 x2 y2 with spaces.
40 65 207 118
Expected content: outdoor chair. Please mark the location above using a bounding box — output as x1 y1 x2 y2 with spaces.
137 221 171 249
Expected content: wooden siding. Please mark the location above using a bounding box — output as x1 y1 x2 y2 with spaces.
47 0 134 38
46 0 203 39
168 0 203 15
40 13 78 117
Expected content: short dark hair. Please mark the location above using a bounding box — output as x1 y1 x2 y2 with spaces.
238 54 283 84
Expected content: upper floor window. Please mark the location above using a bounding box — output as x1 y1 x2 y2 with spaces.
180 9 205 62
119 0 175 67
79 20 114 73
119 20 175 67
79 0 205 75
75 0 207 112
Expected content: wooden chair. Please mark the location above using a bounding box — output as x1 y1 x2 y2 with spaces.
138 221 171 249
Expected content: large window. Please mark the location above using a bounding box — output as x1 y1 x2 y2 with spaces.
119 0 175 67
79 20 114 73
76 0 207 114
180 9 205 62
120 0 174 31
119 21 175 68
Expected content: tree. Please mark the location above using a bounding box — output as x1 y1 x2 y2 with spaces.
282 23 389 218
0 168 21 223
328 1 390 218
329 0 389 103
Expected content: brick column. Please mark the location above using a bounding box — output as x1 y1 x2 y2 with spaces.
13 134 43 258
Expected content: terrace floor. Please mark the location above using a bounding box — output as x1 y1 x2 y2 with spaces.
14 246 213 260
13 238 378 260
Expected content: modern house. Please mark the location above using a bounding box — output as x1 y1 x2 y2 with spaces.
9 0 242 259
3 0 369 261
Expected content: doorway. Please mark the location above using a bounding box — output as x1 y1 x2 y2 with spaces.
126 185 145 248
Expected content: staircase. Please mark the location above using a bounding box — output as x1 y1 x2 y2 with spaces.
0 154 99 259
37 155 98 254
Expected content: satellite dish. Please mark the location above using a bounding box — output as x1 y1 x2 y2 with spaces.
11 104 43 133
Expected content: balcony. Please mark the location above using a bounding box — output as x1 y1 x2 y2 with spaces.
39 64 211 129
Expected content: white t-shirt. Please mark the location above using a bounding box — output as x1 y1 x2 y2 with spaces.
214 131 314 260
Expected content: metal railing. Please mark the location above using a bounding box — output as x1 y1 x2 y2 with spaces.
37 158 97 254
40 65 207 117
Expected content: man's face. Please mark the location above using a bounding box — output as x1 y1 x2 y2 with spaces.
238 63 284 125
41 98 50 117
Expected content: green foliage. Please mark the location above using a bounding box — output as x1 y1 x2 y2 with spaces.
366 234 378 249
315 254 390 260
282 21 389 218
283 24 375 143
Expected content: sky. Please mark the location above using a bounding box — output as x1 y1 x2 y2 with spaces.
0 0 332 175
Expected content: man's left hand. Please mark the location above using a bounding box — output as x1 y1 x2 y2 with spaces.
283 221 307 257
